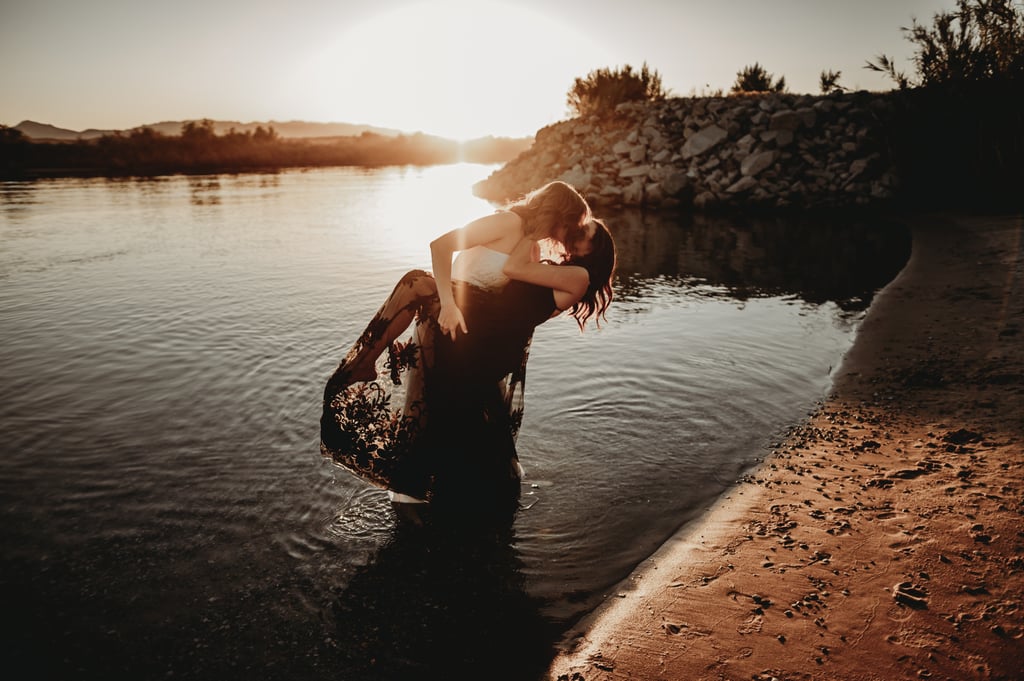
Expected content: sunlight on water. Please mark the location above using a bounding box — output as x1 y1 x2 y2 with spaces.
0 164 910 678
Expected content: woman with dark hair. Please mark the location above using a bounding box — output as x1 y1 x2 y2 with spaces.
539 217 616 331
320 215 616 519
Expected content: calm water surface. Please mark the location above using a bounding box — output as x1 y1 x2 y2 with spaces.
0 164 909 679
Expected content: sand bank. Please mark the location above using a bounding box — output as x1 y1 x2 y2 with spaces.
550 214 1024 680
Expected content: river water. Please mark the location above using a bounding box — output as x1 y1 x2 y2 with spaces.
0 163 909 679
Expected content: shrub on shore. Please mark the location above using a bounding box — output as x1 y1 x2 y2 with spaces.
868 0 1024 209
730 63 787 93
867 0 1023 89
566 63 667 118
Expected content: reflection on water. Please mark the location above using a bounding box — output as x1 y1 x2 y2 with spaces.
0 165 910 679
188 175 223 206
610 208 910 310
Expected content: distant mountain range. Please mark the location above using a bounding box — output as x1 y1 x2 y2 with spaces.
11 119 423 141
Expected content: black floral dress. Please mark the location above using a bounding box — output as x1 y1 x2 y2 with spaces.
320 270 557 509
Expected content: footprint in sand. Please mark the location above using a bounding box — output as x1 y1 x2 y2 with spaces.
968 522 996 544
737 613 764 634
892 581 929 609
889 534 930 554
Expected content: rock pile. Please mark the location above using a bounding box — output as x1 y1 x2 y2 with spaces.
474 91 902 211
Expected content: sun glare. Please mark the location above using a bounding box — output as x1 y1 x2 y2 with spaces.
287 0 614 141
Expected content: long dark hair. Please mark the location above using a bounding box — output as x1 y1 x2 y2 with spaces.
563 219 616 330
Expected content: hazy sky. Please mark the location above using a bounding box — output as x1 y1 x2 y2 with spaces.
1 0 957 140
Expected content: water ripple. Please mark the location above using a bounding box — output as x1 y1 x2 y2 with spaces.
324 486 394 542
0 167 909 676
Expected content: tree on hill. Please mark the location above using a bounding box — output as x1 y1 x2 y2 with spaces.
181 119 217 144
0 125 27 144
251 125 278 143
730 62 787 93
567 62 667 117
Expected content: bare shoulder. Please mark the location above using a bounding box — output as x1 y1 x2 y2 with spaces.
560 264 590 292
552 265 590 310
459 210 524 250
488 209 523 231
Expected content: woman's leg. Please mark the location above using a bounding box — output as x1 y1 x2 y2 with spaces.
325 270 439 393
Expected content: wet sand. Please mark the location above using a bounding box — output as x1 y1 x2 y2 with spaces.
550 214 1024 680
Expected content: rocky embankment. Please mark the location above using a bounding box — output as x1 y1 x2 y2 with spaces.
474 91 902 211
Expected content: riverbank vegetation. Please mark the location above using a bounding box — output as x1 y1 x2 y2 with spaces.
0 121 531 179
731 63 787 94
566 62 667 117
858 0 1022 208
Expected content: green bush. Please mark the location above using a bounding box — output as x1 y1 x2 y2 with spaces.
567 62 666 117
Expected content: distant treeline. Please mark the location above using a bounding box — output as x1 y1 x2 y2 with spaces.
0 120 532 178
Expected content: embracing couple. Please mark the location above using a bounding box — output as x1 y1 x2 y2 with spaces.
320 181 616 522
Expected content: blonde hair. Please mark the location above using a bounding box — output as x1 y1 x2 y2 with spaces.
506 181 591 241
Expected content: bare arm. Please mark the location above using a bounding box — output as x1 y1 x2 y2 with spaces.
430 211 523 340
502 237 589 311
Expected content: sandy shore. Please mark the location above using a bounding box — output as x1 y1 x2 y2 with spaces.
549 214 1024 680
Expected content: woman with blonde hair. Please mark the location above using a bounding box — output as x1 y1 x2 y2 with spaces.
338 180 592 385
321 183 616 520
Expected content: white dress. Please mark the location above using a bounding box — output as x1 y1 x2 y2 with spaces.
451 245 510 290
